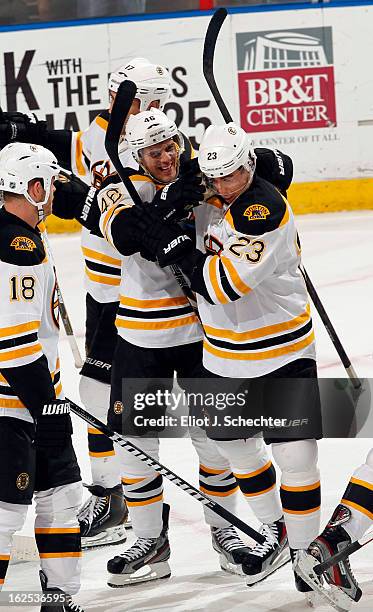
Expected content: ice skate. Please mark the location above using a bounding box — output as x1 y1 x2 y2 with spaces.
78 483 130 550
294 505 362 612
211 525 253 576
292 549 329 608
39 570 85 612
107 503 171 586
242 518 291 585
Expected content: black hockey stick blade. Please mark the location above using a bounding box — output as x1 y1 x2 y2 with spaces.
67 397 265 544
203 8 233 123
314 529 373 575
105 79 143 206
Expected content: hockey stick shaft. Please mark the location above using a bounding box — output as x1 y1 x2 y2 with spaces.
105 80 201 321
203 9 361 389
299 266 360 387
67 396 265 543
203 8 233 123
43 229 84 369
314 529 373 575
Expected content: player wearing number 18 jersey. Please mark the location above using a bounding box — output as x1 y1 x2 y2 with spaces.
0 142 83 612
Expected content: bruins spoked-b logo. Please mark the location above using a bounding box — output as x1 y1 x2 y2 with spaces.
244 204 270 220
113 401 124 415
10 236 36 252
16 472 30 490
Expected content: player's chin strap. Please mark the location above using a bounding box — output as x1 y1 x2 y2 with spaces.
25 186 49 222
203 8 361 390
36 202 44 222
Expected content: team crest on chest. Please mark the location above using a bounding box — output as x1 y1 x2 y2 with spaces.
10 236 37 251
243 204 270 221
16 472 30 490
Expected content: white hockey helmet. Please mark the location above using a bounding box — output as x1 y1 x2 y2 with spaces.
125 108 184 168
108 57 171 111
198 123 256 179
0 142 60 218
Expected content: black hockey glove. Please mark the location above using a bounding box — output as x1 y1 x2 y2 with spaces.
255 147 294 197
53 170 90 218
0 109 47 146
151 162 205 222
132 203 194 267
35 399 73 448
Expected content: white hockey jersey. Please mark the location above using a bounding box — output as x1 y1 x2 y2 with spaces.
193 175 316 377
99 174 202 349
0 213 62 423
70 113 123 303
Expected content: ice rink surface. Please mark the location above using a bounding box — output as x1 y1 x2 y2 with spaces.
5 211 373 611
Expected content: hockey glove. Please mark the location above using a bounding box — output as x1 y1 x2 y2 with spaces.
35 399 73 448
151 164 205 222
132 203 194 267
53 170 90 219
0 109 47 146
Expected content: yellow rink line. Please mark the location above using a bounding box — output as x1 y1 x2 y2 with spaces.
45 178 373 233
288 177 373 214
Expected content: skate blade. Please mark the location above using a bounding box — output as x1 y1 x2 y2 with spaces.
107 561 171 587
295 552 353 612
304 590 329 608
243 546 290 587
245 547 291 586
219 555 244 576
82 525 128 550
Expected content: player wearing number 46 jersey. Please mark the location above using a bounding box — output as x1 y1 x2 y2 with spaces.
0 143 83 612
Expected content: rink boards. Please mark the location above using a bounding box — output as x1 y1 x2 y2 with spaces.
0 1 373 231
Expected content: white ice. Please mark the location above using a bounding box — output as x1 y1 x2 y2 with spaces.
5 211 373 611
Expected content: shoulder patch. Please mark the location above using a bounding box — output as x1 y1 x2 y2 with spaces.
243 204 270 221
227 175 287 236
0 225 45 266
10 236 37 252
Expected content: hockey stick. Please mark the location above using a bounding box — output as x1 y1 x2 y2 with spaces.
104 79 200 321
67 396 265 544
298 265 360 385
42 228 84 369
203 8 361 389
314 528 373 575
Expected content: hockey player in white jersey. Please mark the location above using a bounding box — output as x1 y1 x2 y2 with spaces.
131 122 323 599
295 447 373 610
70 58 172 549
97 109 300 586
0 57 172 548
0 142 84 612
